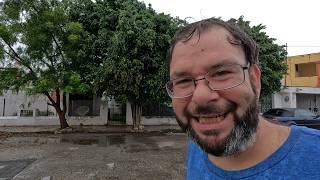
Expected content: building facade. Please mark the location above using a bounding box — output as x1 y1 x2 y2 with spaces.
273 52 320 114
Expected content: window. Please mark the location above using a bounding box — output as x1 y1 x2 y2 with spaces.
295 109 316 117
295 62 317 77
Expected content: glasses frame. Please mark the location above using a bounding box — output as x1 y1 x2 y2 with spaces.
166 64 249 99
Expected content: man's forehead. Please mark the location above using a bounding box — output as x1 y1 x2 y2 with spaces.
173 28 237 55
169 28 246 77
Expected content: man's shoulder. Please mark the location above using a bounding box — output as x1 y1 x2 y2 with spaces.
295 126 320 143
292 126 320 151
299 126 320 135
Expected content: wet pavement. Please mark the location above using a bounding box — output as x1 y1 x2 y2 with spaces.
0 131 188 180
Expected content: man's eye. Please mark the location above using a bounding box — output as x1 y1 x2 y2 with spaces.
210 70 231 77
216 70 230 76
174 79 192 86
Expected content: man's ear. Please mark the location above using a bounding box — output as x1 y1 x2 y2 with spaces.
249 64 261 97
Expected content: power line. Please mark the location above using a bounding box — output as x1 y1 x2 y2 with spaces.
285 45 320 47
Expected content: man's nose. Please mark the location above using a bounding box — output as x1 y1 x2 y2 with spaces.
191 78 220 104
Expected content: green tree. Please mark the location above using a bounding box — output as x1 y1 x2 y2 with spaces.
74 0 183 129
228 16 288 98
0 0 90 129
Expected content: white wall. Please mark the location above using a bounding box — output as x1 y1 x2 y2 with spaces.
0 91 179 126
272 92 296 108
0 90 55 116
126 102 177 126
0 90 109 126
142 117 177 125
126 102 133 125
0 106 108 126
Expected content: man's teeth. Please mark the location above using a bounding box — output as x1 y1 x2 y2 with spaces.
198 114 225 124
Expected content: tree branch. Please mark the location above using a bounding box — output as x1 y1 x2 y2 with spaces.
1 38 36 75
39 58 54 69
52 35 66 62
44 91 57 107
47 102 54 107
3 49 18 61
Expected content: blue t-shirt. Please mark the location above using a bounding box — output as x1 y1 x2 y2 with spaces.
186 126 320 179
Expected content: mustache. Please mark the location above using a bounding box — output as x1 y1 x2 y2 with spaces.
185 102 237 117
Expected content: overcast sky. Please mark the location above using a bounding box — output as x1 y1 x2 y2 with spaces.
141 0 320 56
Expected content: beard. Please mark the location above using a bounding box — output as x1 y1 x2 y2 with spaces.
176 94 259 157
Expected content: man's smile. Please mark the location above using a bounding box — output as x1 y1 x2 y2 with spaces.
197 113 228 124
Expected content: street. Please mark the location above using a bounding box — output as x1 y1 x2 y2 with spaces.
0 132 187 180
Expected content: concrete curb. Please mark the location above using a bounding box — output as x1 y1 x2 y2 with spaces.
0 125 183 134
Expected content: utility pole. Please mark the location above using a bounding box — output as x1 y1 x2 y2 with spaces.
284 43 288 88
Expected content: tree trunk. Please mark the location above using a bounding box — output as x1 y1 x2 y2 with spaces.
45 90 69 129
56 108 69 129
131 102 142 130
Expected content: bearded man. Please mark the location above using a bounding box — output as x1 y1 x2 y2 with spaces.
166 18 320 179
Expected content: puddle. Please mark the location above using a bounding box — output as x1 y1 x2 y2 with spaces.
157 141 175 148
6 137 60 146
60 135 126 146
4 134 184 149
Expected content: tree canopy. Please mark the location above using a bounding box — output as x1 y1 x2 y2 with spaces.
72 0 184 128
0 0 92 128
228 16 287 97
78 0 183 104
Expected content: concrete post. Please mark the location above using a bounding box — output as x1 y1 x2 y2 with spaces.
126 102 133 125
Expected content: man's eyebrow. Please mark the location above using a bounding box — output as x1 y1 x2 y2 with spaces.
170 71 190 79
206 60 241 70
207 63 224 70
206 62 230 71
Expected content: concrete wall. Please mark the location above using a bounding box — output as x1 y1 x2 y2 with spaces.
126 102 177 126
0 90 55 116
0 90 109 126
142 117 177 125
0 100 108 126
0 91 177 126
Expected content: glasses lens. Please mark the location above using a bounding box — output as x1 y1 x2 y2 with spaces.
166 78 194 98
206 64 244 90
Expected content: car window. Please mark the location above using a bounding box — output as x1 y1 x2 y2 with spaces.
264 109 277 116
295 109 316 117
277 109 293 117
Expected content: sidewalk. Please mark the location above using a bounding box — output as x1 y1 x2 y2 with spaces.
0 125 182 134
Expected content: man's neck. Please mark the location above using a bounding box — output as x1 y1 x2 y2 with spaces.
208 118 290 171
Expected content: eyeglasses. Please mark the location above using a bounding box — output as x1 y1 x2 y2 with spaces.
166 64 249 99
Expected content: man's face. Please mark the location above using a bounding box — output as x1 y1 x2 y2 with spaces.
169 27 261 157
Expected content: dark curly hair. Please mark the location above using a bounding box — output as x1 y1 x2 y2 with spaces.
167 17 259 71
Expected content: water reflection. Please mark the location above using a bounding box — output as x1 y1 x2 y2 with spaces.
5 133 183 152
60 134 126 146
